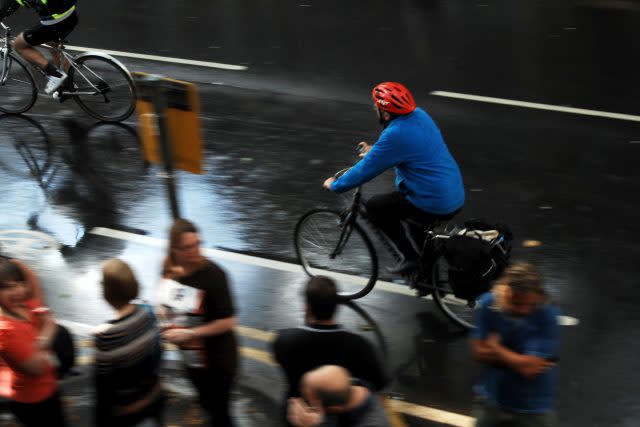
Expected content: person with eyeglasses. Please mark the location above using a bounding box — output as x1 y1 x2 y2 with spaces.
157 218 238 427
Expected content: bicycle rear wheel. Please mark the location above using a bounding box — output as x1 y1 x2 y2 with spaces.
431 254 478 330
0 53 37 114
294 209 378 300
69 54 136 122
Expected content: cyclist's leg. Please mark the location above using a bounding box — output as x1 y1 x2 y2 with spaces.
12 30 49 69
366 192 461 273
51 14 78 74
14 14 78 93
365 192 422 262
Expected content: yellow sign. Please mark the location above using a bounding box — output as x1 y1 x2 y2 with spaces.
134 72 203 174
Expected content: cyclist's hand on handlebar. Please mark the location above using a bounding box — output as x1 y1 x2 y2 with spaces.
323 177 336 190
357 141 372 158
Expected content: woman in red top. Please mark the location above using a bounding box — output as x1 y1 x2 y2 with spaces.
0 258 66 427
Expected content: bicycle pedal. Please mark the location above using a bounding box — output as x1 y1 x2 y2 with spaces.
52 91 68 103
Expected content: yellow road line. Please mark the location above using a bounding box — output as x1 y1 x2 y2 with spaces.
240 346 276 366
236 325 276 343
389 400 474 427
75 344 470 426
67 323 474 426
383 397 409 427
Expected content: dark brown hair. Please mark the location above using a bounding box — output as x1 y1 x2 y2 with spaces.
305 276 338 321
102 259 139 309
0 259 24 287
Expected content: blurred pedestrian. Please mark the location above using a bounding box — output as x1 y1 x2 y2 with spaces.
0 258 66 427
273 276 388 423
470 262 560 427
94 259 164 427
287 365 391 427
0 249 44 302
158 219 238 426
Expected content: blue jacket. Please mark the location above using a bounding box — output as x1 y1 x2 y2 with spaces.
330 108 464 215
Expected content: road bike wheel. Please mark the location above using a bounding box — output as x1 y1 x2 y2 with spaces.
294 209 378 300
0 53 37 114
68 55 136 122
431 254 477 330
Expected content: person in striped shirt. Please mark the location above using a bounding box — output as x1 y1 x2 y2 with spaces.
94 259 164 427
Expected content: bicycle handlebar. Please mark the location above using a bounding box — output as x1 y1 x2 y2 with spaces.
332 143 368 179
1 22 8 31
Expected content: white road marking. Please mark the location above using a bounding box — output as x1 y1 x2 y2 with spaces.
0 227 581 327
89 227 580 326
430 91 640 122
57 319 96 335
391 400 474 427
0 229 61 258
89 227 417 297
64 45 248 71
557 315 580 326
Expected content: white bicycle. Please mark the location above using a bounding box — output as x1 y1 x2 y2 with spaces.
0 21 136 122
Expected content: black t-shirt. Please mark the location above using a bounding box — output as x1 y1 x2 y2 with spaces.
272 324 389 398
175 259 238 372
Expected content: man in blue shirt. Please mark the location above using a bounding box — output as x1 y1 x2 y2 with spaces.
470 262 560 427
323 82 464 274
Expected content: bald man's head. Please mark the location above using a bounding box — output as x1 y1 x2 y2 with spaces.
301 365 352 409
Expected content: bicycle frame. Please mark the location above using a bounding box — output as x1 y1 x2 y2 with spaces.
1 22 114 98
38 43 111 98
329 187 363 258
332 174 454 290
1 22 12 85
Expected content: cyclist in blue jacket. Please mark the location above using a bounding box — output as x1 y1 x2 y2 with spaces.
0 0 78 94
323 82 465 274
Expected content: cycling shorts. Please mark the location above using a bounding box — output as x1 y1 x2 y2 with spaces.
23 12 78 47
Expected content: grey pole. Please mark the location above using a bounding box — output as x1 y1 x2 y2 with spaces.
147 75 181 219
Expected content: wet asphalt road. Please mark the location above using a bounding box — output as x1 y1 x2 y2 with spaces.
1 1 640 426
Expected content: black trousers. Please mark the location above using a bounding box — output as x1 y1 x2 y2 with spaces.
186 366 236 427
9 391 66 427
365 192 460 259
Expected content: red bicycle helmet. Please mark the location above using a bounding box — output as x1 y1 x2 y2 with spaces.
372 82 416 115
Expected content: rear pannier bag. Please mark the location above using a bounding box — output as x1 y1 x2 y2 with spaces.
443 220 512 301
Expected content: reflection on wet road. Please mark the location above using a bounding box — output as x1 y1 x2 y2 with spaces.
1 1 640 425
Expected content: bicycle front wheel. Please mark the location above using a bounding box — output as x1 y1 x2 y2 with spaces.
0 53 37 114
431 255 478 330
294 209 378 300
69 55 136 122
